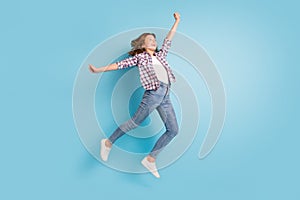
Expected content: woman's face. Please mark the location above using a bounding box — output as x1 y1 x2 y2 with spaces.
143 35 157 50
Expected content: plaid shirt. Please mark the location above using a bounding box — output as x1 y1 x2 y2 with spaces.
116 38 176 90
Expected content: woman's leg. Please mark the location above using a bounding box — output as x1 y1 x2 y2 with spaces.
149 95 179 158
108 90 163 144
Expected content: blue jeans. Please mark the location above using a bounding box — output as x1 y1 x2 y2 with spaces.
109 81 179 158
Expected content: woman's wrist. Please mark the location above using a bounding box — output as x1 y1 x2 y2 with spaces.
98 67 106 72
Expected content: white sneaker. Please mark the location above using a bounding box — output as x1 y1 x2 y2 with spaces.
100 139 111 161
141 157 160 178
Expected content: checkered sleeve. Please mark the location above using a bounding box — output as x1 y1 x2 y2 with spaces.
160 38 172 58
116 56 138 70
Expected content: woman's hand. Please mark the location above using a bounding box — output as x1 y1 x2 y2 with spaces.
173 12 180 22
89 64 100 73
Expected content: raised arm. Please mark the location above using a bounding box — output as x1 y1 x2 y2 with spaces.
166 12 180 41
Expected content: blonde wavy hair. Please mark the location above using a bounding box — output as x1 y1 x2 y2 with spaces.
128 33 159 56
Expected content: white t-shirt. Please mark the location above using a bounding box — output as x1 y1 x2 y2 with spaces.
152 56 169 84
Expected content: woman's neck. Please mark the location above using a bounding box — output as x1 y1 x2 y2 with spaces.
145 48 155 56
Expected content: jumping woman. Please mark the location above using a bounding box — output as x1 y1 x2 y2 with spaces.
89 12 180 178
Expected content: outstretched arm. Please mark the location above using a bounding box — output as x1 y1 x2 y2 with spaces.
89 63 118 73
89 55 138 73
166 12 180 41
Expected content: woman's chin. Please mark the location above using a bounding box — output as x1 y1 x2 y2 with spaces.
148 47 157 51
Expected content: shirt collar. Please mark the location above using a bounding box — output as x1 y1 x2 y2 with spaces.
143 51 158 57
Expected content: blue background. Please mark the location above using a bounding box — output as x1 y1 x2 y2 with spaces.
1 0 299 199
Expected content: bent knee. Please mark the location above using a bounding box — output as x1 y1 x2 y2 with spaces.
169 126 179 138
